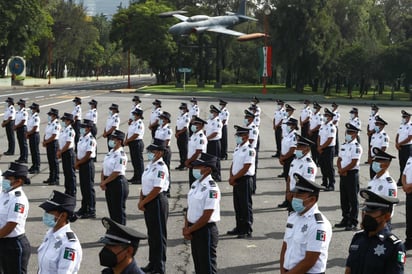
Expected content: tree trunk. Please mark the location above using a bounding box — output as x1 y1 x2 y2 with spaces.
285 67 292 88
312 78 319 92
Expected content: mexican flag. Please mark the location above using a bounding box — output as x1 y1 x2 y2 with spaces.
258 46 272 77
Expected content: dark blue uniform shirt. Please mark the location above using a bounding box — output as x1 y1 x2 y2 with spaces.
102 259 144 274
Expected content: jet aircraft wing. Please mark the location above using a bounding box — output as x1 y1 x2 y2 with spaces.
206 27 245 36
173 14 189 21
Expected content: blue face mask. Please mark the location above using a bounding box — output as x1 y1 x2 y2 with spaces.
108 110 113 116
287 125 292 133
147 152 155 161
2 179 12 192
372 161 382 173
158 119 164 126
61 121 66 129
295 150 304 159
345 134 353 142
190 125 197 132
47 116 52 123
235 136 243 145
192 169 202 179
374 125 380 132
291 197 306 213
42 212 57 228
80 128 86 136
108 140 116 148
243 119 249 126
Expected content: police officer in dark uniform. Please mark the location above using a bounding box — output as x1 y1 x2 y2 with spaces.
99 217 147 274
345 190 405 274
26 102 41 174
43 108 60 185
14 99 28 163
100 130 129 225
139 139 169 274
0 162 31 274
2 97 15 155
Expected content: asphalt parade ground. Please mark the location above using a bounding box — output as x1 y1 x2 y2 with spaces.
0 88 411 273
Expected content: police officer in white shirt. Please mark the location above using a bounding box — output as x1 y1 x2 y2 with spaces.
308 102 323 165
250 96 261 116
188 97 199 120
138 139 169 274
103 104 120 152
244 110 259 193
369 116 389 178
336 123 363 231
43 108 61 185
281 104 295 137
57 113 76 196
175 103 190 170
0 162 31 273
331 102 340 156
273 99 286 157
75 119 97 219
368 148 397 199
401 155 412 249
300 99 312 139
84 99 98 137
366 104 379 162
219 100 230 160
14 99 28 163
227 126 255 238
2 97 16 155
280 174 332 274
348 107 362 143
317 108 336 191
100 130 128 225
185 116 208 186
38 190 82 274
72 97 82 151
155 111 173 172
395 110 412 186
149 99 162 139
26 103 41 174
125 109 145 184
205 105 223 182
129 96 142 125
184 153 220 274
248 104 261 128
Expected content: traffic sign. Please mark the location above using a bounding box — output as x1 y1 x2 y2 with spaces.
178 67 191 73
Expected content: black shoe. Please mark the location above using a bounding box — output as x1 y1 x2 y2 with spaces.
141 264 153 272
278 200 289 208
237 232 252 239
75 209 86 217
397 180 402 187
43 179 51 184
3 152 13 155
48 181 59 185
277 173 285 178
334 220 348 228
364 161 369 164
272 153 280 158
404 240 412 250
345 224 357 231
127 177 136 182
29 169 40 174
321 182 328 187
15 159 27 163
130 180 141 185
79 212 96 219
227 228 240 235
325 186 335 191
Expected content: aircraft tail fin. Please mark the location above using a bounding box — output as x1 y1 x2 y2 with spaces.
237 0 246 15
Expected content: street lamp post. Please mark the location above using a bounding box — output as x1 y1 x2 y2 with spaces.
48 41 52 84
127 48 131 89
262 6 271 94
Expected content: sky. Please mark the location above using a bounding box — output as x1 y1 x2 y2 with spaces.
74 0 129 16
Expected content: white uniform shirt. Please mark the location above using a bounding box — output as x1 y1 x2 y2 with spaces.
37 223 82 274
84 108 98 124
72 105 82 121
403 157 412 184
274 107 286 126
150 107 162 125
397 122 412 145
141 158 169 195
187 174 220 223
15 107 28 126
349 117 362 130
300 106 312 124
176 113 190 131
103 148 127 176
338 139 362 170
281 130 297 155
253 115 261 127
155 124 172 142
27 112 40 132
368 171 397 198
247 122 259 149
219 108 230 126
309 112 323 130
188 130 207 159
370 130 389 156
318 121 336 146
368 113 378 131
77 132 96 159
59 125 75 150
105 113 119 132
188 104 199 119
283 204 332 273
45 119 61 140
0 187 29 237
332 110 340 127
205 117 222 140
254 105 261 116
288 155 317 190
127 119 144 140
231 142 255 176
3 105 15 121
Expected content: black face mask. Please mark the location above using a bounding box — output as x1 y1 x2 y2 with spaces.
99 246 129 267
361 214 382 232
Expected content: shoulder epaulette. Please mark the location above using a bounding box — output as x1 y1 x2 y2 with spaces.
388 234 402 244
314 213 324 223
66 232 76 242
120 151 125 156
209 180 216 187
306 157 311 162
386 177 394 183
15 191 21 197
158 161 164 166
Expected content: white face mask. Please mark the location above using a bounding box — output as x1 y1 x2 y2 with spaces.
402 118 408 124
350 113 355 119
312 108 317 113
371 110 376 115
179 110 184 115
209 113 214 119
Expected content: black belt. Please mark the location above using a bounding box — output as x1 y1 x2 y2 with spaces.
188 222 215 226
0 234 26 241
142 191 167 199
401 144 412 147
284 270 324 274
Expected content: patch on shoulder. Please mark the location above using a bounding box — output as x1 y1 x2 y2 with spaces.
209 180 216 187
157 161 164 166
388 234 402 244
314 213 324 223
14 191 21 197
386 177 393 183
66 232 76 242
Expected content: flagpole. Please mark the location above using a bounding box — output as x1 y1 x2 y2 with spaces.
262 6 271 94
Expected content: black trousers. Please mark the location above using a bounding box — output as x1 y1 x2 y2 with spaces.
128 140 144 182
163 146 171 171
220 125 228 159
29 132 40 170
301 122 309 138
177 132 188 166
5 120 15 154
207 140 221 181
399 145 412 183
282 157 294 181
46 140 59 183
319 146 335 187
334 127 339 156
16 126 28 161
190 222 218 274
62 149 76 196
339 170 359 226
0 235 30 274
151 126 158 139
406 193 412 240
233 176 253 234
79 159 96 214
105 175 129 225
144 193 168 274
275 127 282 154
309 130 319 165
253 136 260 193
73 120 80 152
91 124 98 162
